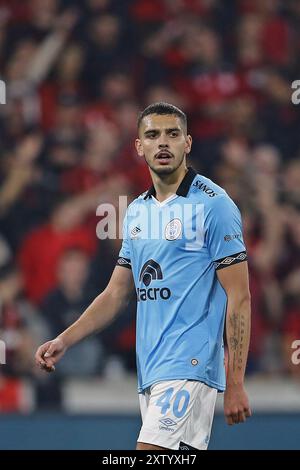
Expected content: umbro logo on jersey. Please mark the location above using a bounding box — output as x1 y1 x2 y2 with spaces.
116 257 131 269
137 259 171 301
214 251 247 270
222 253 247 265
131 226 141 238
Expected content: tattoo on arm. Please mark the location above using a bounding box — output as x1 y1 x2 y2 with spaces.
229 312 246 372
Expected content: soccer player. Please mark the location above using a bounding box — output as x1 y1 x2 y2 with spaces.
35 102 251 450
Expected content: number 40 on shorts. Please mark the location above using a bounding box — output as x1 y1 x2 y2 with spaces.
156 387 190 418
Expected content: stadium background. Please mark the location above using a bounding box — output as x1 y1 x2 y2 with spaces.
0 0 300 449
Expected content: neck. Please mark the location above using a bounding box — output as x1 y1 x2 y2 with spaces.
150 164 188 202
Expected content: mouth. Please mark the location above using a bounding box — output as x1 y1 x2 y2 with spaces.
155 151 173 164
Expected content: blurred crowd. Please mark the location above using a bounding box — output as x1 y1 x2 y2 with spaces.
0 0 300 411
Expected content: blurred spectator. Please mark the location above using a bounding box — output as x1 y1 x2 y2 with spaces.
18 195 97 304
61 118 150 197
84 14 133 97
0 235 11 268
0 263 48 411
41 247 103 377
0 132 47 250
2 7 78 130
0 263 46 376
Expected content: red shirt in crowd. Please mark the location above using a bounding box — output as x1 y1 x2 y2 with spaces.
18 223 96 304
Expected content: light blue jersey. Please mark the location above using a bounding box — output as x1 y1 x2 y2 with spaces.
117 167 247 393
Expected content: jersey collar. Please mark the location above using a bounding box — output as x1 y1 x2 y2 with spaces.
143 167 197 200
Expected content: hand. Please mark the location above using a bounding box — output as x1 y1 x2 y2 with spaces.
16 134 43 165
224 383 251 425
35 337 67 373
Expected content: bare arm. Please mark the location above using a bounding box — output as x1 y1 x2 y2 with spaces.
35 266 134 372
27 10 78 85
217 261 252 425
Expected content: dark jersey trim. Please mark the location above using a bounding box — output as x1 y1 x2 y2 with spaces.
116 257 132 269
144 167 197 199
214 251 247 270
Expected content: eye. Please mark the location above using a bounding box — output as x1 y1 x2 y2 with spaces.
146 132 157 139
170 131 179 137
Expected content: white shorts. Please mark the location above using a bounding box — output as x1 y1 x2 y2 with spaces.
137 380 217 450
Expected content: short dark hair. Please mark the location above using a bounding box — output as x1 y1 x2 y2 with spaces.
137 102 187 132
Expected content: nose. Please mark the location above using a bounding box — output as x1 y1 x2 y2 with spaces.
158 136 169 148
158 143 169 148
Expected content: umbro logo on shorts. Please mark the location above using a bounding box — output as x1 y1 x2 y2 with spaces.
179 441 198 450
159 418 177 427
159 418 177 432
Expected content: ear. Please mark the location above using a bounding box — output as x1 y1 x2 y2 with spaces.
184 134 192 155
135 138 144 157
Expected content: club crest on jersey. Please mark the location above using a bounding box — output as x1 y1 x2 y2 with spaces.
165 218 182 241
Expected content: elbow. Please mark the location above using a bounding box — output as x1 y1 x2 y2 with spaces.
228 289 251 309
241 289 251 305
106 285 132 308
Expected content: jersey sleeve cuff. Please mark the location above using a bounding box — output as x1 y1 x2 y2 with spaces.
116 257 132 269
214 251 247 270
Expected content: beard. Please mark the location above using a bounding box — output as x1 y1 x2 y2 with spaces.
144 152 185 176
